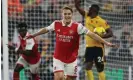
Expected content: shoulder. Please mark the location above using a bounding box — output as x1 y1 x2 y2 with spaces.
27 33 35 39
72 21 82 25
72 21 84 31
72 21 84 29
95 16 108 26
53 20 62 26
97 16 110 28
97 16 106 22
26 38 35 45
26 33 36 43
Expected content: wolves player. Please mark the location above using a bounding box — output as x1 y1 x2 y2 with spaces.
74 0 113 80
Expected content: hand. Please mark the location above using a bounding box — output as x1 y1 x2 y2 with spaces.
106 42 119 48
17 49 23 54
7 44 15 50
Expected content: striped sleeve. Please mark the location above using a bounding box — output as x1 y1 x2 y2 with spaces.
77 23 90 35
45 21 55 31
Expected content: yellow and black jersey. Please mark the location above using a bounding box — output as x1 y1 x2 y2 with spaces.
85 12 110 47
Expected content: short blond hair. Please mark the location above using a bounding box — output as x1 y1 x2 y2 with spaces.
62 6 73 13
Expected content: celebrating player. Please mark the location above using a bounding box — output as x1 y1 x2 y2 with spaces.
7 22 41 80
74 0 113 80
28 6 116 80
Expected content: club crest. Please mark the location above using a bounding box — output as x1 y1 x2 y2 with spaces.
69 30 73 34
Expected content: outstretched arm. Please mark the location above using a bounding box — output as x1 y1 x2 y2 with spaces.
74 0 86 16
31 21 55 38
87 31 117 47
7 44 32 56
77 23 117 47
32 28 49 37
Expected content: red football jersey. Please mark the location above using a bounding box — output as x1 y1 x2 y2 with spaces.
16 32 41 64
54 21 80 63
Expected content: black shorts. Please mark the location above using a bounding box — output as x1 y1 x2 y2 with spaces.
84 47 105 63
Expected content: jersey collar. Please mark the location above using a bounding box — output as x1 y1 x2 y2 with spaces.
89 15 99 19
61 20 73 27
19 32 29 40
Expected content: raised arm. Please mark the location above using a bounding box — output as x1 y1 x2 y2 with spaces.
74 0 86 16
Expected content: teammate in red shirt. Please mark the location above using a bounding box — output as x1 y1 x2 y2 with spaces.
8 22 41 80
28 6 117 80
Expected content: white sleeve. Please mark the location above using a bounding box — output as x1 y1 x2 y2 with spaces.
15 37 20 52
77 23 90 35
45 21 55 31
25 38 35 50
15 42 20 52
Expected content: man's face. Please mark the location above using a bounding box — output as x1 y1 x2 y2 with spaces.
88 6 97 16
62 9 72 23
17 27 27 38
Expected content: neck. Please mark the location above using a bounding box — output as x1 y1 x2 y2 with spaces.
90 15 97 18
89 13 97 18
63 20 71 26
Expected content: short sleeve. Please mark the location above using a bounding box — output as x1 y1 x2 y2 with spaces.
15 37 20 52
99 19 110 30
104 21 110 30
15 42 20 52
25 38 35 50
45 21 55 31
78 23 90 35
